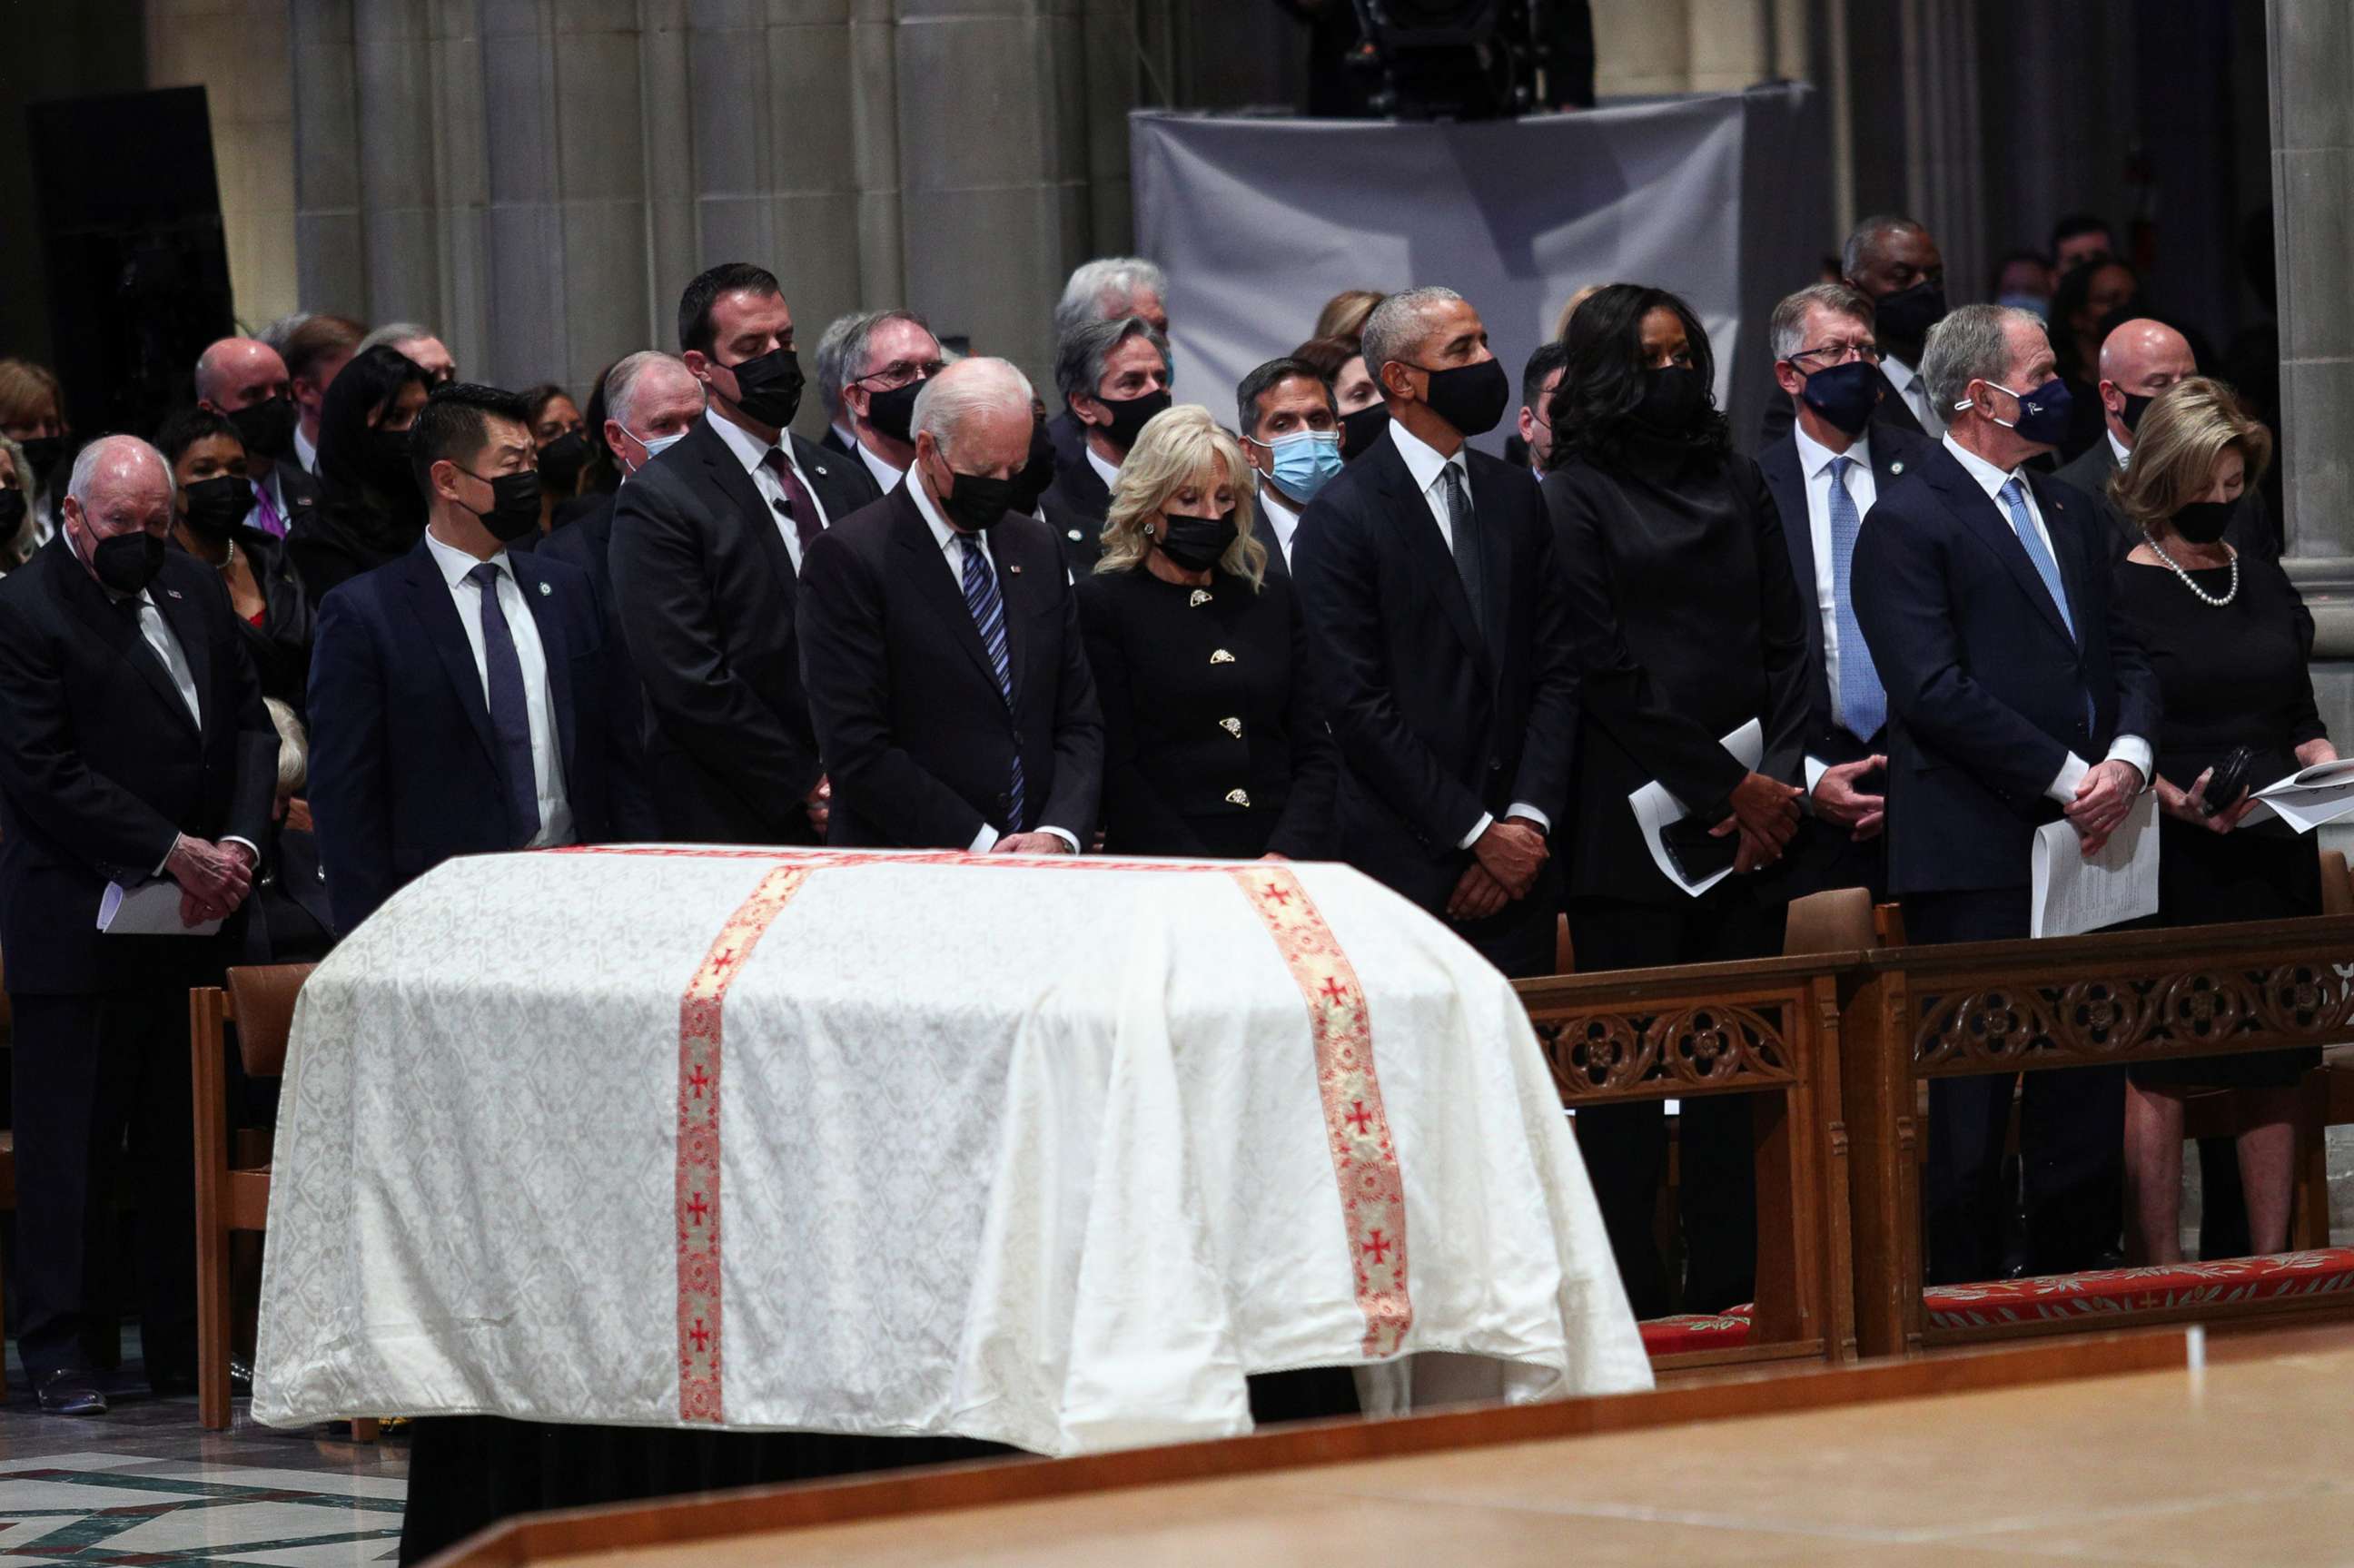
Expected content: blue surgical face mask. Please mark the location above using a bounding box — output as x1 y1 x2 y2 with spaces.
625 423 689 471
1966 376 2073 449
1261 429 1343 505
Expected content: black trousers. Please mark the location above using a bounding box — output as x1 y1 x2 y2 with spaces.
1566 889 1785 1318
8 986 199 1384
1904 888 2126 1283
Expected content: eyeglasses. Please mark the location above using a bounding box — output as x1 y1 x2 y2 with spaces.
1787 341 1881 369
853 359 946 392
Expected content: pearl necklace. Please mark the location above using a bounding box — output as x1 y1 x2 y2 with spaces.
2141 529 2238 607
221 537 239 573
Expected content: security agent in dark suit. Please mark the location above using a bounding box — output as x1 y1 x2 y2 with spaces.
1853 303 2161 1285
1291 286 1579 979
1757 283 1941 901
0 436 276 1414
1236 355 1345 580
609 262 880 845
195 334 321 541
1039 315 1171 575
307 383 646 932
1759 214 1947 449
798 357 1103 852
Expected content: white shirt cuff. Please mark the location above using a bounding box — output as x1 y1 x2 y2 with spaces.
222 836 260 865
1040 826 1081 853
968 822 1000 854
2105 735 2152 790
1804 754 1829 802
2047 753 2092 805
1504 803 1550 835
1457 812 1493 851
155 833 183 878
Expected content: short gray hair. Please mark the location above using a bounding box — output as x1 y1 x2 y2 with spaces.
257 311 312 355
67 434 172 511
1921 302 2041 419
603 350 699 430
1359 286 1466 382
1841 214 1928 280
1053 315 1169 409
812 312 863 419
358 321 435 355
1053 257 1168 339
913 357 1036 460
1769 282 1874 361
835 309 936 390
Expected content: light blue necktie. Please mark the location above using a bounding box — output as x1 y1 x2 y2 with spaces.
1998 477 2072 637
1826 456 1885 742
960 536 1025 832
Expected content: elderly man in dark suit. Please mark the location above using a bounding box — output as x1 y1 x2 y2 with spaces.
1760 215 1948 449
1757 282 1939 901
307 384 643 932
194 335 321 540
1038 314 1171 574
1854 302 2161 1285
1291 285 1580 979
0 435 276 1414
610 262 879 844
798 357 1102 852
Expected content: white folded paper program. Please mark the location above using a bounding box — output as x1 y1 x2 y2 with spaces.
96 878 220 936
253 845 1650 1452
1629 718 1764 899
2241 757 2354 833
2031 790 2160 940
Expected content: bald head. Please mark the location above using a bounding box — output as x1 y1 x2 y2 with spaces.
2096 318 2196 448
193 338 290 411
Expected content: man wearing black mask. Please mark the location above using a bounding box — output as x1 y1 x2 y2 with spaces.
837 308 945 493
1291 286 1579 979
194 336 321 542
0 435 274 1414
1040 314 1172 573
1759 215 1948 449
799 357 1103 850
609 261 879 845
307 382 641 932
1757 284 1937 900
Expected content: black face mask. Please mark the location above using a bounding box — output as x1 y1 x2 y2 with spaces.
460 467 544 542
939 465 1022 534
182 474 251 537
1340 402 1389 460
363 426 414 496
537 429 589 491
2171 499 2234 547
228 396 297 462
1093 387 1172 451
1634 365 1707 431
863 380 923 447
1408 357 1510 438
2118 391 2155 435
1154 508 1237 574
0 488 25 537
18 435 64 482
1010 422 1056 513
81 526 167 596
1874 281 1947 350
719 348 804 430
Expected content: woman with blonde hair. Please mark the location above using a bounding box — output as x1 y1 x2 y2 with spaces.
1076 403 1332 859
2109 375 2336 1263
1313 288 1384 343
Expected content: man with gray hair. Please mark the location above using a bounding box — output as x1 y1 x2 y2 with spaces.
1039 313 1171 572
835 308 945 492
812 311 863 456
799 357 1102 851
357 320 456 384
1759 214 1947 448
0 434 276 1414
193 335 318 539
1853 301 2160 1285
1292 284 1578 979
1043 256 1171 493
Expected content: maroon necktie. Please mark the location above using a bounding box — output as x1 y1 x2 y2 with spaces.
758 448 824 555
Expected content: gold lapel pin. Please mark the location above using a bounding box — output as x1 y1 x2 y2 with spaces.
1189 588 1212 607
1210 648 1235 665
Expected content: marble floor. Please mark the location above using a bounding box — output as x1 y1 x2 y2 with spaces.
0 1341 408 1568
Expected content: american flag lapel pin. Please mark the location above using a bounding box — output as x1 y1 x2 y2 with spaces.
164 587 184 599
1009 563 1024 575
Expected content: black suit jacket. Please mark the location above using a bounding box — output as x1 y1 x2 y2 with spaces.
271 459 322 538
1041 453 1112 576
796 486 1103 849
0 538 276 994
1291 428 1580 935
2054 434 2288 566
306 537 641 932
1757 364 1926 449
1852 444 2161 896
539 492 661 841
608 415 878 843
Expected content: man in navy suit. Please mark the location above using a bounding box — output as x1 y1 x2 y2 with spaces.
1292 286 1579 979
1854 302 2161 1284
307 383 643 932
1757 282 1939 901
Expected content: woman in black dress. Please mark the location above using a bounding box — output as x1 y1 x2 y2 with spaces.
286 344 431 612
1077 402 1333 860
155 407 315 712
2110 377 2334 1263
1542 284 1812 1317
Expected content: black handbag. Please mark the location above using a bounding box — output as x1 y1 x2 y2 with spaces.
2202 745 2260 816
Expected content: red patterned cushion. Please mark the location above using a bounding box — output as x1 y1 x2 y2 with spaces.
1924 1247 2354 1331
1639 1305 1754 1356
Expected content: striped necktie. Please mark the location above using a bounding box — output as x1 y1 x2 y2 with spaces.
959 535 1024 832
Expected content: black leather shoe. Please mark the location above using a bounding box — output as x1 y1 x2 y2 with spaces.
35 1369 108 1415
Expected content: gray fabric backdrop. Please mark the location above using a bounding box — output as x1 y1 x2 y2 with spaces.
1131 86 1825 454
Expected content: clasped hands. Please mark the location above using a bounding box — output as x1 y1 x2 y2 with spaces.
1711 770 1803 874
165 834 256 928
1446 816 1548 922
2065 758 2146 856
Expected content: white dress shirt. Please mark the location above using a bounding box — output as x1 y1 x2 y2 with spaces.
1383 419 1549 847
856 439 905 495
1084 443 1121 495
1795 426 1879 796
2108 429 2132 471
705 409 832 573
1939 434 2151 802
907 477 1080 856
1882 353 1946 438
1257 483 1301 567
121 579 258 872
292 425 320 476
422 529 575 848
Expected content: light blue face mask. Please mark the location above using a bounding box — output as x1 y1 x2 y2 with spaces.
625 423 689 469
1262 429 1343 504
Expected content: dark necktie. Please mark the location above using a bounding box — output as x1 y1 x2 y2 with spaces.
1439 463 1488 647
758 447 824 556
468 562 541 847
959 536 1025 833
